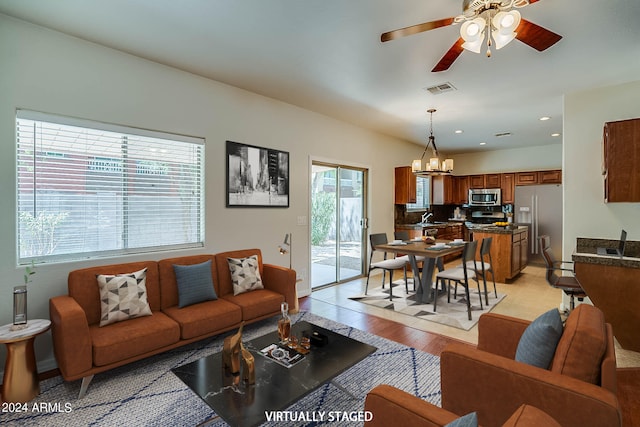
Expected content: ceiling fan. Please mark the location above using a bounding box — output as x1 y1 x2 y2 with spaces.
381 0 562 72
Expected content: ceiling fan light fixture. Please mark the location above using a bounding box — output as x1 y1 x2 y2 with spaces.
492 10 520 49
461 17 486 52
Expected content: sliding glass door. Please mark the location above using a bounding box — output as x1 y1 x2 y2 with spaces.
311 162 367 288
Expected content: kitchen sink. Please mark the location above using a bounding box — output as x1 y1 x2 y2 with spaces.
416 221 446 226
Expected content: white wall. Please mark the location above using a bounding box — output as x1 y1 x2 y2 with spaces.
451 144 562 175
564 80 640 256
0 15 420 373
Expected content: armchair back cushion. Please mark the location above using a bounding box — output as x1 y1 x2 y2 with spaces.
67 261 160 326
158 255 218 310
550 304 607 385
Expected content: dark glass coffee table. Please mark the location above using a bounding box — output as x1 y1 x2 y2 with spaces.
172 321 377 427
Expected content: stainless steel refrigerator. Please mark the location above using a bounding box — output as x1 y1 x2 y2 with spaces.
514 184 562 266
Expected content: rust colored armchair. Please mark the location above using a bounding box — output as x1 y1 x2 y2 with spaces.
440 304 621 427
364 384 561 427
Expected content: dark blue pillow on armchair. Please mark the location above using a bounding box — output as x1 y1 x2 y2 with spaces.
515 308 564 369
173 260 217 308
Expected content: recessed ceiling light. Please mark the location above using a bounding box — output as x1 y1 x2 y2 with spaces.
551 133 561 137
454 130 463 134
479 142 486 145
540 116 551 121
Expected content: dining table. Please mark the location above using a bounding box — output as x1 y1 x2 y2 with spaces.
374 239 465 304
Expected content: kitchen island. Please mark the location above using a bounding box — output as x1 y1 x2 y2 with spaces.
470 225 528 283
573 237 640 352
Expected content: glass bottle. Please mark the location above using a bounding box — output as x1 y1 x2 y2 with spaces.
277 302 291 344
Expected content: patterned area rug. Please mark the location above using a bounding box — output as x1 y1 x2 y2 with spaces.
3 312 441 427
350 280 506 331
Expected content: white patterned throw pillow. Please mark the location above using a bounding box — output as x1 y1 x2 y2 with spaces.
227 255 264 296
97 268 152 327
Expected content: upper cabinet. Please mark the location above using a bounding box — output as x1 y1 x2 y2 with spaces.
603 118 640 202
454 175 469 205
515 170 561 186
394 166 416 204
485 173 501 188
469 175 486 188
515 171 539 185
539 170 562 184
501 173 515 204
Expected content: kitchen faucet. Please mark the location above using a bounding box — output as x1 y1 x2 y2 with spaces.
421 212 433 224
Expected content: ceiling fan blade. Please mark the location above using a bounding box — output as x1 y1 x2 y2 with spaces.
381 17 455 42
431 38 465 72
515 18 562 51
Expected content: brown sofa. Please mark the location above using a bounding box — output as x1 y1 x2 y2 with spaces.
439 304 621 427
49 249 296 398
364 384 561 427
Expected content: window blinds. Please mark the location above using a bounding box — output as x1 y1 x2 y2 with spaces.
16 110 205 264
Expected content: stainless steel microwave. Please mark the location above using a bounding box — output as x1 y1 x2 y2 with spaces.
468 188 501 206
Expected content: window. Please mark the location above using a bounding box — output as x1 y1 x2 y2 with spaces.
16 110 205 265
406 176 430 211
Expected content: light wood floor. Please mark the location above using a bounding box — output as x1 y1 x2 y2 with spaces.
303 263 640 367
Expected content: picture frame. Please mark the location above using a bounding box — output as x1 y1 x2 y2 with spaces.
226 140 289 207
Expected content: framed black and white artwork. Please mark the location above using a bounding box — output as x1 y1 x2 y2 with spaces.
226 140 289 207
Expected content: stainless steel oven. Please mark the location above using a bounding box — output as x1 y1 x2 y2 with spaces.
468 188 501 206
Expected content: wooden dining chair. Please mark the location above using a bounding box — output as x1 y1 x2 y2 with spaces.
434 240 482 321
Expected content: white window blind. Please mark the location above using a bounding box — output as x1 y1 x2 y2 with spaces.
16 110 205 264
407 176 430 211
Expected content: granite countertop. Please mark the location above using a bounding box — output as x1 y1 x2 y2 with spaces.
572 237 640 269
396 222 453 229
466 224 528 235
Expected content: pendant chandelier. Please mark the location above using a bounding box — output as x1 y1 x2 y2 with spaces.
411 109 453 175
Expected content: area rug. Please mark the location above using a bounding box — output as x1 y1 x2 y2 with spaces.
350 280 506 331
2 312 441 427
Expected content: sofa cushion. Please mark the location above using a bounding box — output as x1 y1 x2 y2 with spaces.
158 255 219 310
444 412 477 427
68 261 160 326
214 249 264 297
173 260 218 308
222 289 284 321
97 268 152 326
550 304 607 384
502 404 561 427
515 308 563 369
163 299 242 340
227 255 264 295
91 312 180 366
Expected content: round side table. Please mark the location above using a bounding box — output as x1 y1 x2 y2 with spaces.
0 319 51 403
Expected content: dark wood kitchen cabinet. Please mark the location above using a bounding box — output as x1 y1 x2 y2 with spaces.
395 166 416 204
485 173 501 188
501 173 515 204
603 118 640 202
515 171 539 186
469 175 486 188
454 175 469 205
539 170 562 184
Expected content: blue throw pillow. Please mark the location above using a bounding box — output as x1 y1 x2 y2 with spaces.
444 412 477 427
173 260 217 308
515 308 564 369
